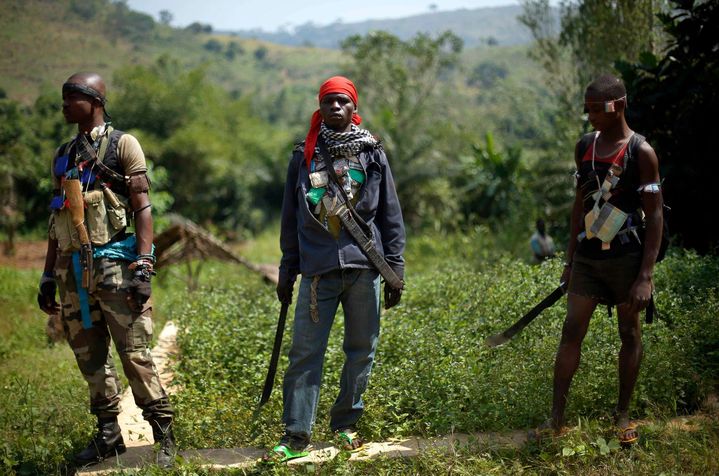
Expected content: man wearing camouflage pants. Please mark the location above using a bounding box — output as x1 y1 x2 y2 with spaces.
37 72 175 468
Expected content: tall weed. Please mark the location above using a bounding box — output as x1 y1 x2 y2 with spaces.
168 244 719 448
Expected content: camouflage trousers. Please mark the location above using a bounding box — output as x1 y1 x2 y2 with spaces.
55 253 174 421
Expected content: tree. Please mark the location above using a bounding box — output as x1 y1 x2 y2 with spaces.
111 58 291 233
341 31 465 229
159 9 173 25
617 0 719 252
0 92 71 253
186 22 212 34
519 0 668 137
518 1 669 242
455 133 524 221
467 61 508 89
204 39 223 53
254 46 268 62
521 0 666 88
0 100 30 254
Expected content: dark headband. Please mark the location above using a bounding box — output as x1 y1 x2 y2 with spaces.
62 82 107 105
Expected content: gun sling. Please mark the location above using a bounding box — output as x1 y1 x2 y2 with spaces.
317 139 403 290
76 133 126 186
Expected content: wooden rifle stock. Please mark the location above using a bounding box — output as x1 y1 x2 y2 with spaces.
62 179 94 291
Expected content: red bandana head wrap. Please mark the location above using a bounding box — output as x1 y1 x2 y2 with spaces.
304 76 362 169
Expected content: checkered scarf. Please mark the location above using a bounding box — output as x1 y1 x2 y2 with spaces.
318 122 377 160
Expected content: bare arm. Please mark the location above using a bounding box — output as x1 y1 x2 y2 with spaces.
627 142 663 313
561 141 584 284
43 238 58 275
128 173 153 256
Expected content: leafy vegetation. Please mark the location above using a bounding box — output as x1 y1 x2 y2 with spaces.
169 247 717 447
1 235 718 474
1 0 555 246
618 0 718 253
0 267 95 474
1 1 718 472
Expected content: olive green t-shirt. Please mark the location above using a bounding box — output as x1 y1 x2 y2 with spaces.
50 132 147 190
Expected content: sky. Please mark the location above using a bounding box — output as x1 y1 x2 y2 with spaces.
126 0 521 32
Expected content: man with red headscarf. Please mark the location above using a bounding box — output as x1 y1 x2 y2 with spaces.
266 76 405 462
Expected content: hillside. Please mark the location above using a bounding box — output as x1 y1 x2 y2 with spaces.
234 5 537 49
0 0 342 103
0 0 542 113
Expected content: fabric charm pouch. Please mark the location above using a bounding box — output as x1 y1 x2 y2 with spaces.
589 201 628 243
309 171 328 188
584 205 599 240
306 187 326 206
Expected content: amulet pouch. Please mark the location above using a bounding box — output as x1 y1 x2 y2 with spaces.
589 201 629 243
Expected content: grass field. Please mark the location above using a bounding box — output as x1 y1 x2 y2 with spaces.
1 230 718 474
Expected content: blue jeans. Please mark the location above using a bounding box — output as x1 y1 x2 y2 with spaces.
282 268 381 438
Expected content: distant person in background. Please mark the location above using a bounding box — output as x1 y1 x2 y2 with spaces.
530 218 556 262
536 74 663 446
267 76 405 463
36 72 176 468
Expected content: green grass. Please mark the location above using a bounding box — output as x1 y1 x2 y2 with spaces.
0 264 173 475
160 233 718 470
1 232 717 474
0 267 93 474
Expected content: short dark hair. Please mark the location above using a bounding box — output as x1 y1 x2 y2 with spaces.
585 74 626 100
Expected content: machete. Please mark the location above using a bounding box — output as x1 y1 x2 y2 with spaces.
259 301 289 406
485 282 567 348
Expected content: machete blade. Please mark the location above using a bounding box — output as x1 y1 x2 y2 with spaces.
484 332 512 348
259 301 289 407
485 283 567 348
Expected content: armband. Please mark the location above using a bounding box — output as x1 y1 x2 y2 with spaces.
127 174 151 194
133 203 151 214
637 182 661 194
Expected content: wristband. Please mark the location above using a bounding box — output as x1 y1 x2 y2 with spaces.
40 273 56 287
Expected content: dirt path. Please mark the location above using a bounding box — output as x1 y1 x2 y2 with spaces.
0 241 47 269
115 321 179 449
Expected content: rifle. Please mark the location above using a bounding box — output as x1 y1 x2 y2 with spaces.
317 139 404 291
485 282 567 347
259 302 289 407
62 178 94 293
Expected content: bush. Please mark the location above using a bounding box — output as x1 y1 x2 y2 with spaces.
167 241 719 449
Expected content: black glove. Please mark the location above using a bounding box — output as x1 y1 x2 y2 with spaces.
384 267 404 310
276 270 296 304
128 257 155 311
37 272 60 314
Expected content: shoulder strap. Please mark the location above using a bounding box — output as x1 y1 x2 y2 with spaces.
78 129 126 183
577 132 597 161
317 138 372 236
622 132 646 171
627 133 646 161
58 141 72 157
95 126 117 164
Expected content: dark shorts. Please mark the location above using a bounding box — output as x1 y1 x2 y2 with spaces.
568 252 642 305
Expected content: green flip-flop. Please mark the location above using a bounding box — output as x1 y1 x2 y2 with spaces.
335 429 365 452
261 443 309 464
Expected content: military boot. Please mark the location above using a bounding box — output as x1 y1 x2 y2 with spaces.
150 417 176 468
74 417 126 465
